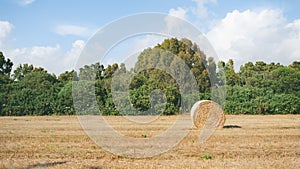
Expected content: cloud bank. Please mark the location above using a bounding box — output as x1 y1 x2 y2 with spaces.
6 40 85 75
206 9 300 69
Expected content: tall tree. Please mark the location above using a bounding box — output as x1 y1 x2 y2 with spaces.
0 52 13 76
207 57 217 86
225 59 239 86
13 64 34 81
0 52 13 115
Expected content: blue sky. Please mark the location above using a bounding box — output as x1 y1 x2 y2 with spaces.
0 0 299 74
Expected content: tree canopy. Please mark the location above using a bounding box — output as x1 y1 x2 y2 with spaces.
0 38 299 116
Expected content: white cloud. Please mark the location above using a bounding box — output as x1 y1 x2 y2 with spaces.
7 44 62 73
19 0 35 6
62 40 85 71
0 21 14 47
206 9 300 69
168 7 188 20
6 40 85 75
165 8 190 35
54 24 94 37
192 0 217 19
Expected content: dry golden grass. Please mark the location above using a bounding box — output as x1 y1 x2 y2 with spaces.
0 115 299 169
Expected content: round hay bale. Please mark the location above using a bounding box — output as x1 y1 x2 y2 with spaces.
190 100 225 129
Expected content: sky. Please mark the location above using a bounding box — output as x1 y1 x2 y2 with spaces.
0 0 300 75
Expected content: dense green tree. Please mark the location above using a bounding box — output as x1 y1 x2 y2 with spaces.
56 81 75 115
271 66 300 94
58 70 78 83
13 64 34 81
207 57 217 86
4 70 59 115
1 39 300 116
0 52 13 115
290 61 300 70
0 52 13 76
224 59 240 86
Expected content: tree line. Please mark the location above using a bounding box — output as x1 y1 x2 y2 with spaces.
0 38 299 116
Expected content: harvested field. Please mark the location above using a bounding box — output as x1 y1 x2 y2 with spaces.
0 115 299 168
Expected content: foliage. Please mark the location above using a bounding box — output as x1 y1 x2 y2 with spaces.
0 38 299 116
200 153 212 159
224 61 300 114
0 52 13 76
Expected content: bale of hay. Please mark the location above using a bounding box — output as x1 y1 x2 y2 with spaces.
190 100 225 129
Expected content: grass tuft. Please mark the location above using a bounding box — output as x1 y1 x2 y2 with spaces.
200 153 212 159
